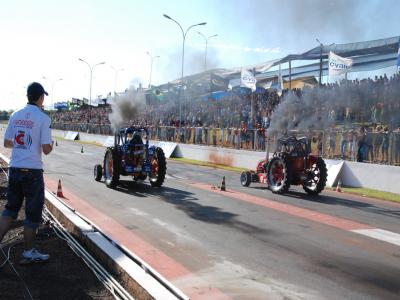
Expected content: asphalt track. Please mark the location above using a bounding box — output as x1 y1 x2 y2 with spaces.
1 134 400 300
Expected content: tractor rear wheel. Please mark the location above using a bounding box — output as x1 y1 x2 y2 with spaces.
103 147 121 188
303 157 327 195
267 156 291 194
150 147 166 187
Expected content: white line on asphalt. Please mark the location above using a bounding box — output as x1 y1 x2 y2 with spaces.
129 208 148 216
166 174 187 180
352 228 400 247
152 218 199 244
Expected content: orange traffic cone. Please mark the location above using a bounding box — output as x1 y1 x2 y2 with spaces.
336 179 342 193
55 140 58 146
81 146 84 153
57 179 64 197
220 176 226 191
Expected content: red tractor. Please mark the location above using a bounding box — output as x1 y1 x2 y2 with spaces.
240 136 327 195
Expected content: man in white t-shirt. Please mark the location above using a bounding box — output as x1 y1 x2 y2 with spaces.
0 82 53 263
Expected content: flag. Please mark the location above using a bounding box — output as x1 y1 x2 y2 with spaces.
397 38 400 72
277 63 283 96
328 51 353 76
240 69 257 91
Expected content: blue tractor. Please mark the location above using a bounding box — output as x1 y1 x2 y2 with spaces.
94 127 166 188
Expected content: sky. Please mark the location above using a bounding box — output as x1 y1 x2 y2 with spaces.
0 0 399 111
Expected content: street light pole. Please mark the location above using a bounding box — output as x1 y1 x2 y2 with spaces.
110 66 124 97
316 39 334 86
316 38 323 86
146 52 160 88
42 76 63 109
163 14 206 126
78 58 105 106
197 32 217 71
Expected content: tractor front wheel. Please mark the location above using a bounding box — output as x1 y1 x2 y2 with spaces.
94 164 102 181
240 171 252 187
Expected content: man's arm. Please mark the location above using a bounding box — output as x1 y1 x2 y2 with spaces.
4 139 13 148
41 116 53 155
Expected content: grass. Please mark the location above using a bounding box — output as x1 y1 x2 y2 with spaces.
340 186 400 203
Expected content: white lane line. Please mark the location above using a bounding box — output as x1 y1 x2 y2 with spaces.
152 218 198 244
166 174 187 180
129 208 148 216
352 228 400 247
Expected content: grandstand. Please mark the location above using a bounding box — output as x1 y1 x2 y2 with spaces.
51 36 400 166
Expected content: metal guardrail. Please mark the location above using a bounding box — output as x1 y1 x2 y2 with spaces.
52 122 400 166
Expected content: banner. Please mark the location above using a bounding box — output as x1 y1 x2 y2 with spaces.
328 51 353 76
240 69 256 91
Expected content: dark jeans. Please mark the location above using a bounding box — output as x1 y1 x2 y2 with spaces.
2 168 44 229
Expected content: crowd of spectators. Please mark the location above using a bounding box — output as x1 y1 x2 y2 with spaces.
51 73 400 131
49 73 400 165
51 106 111 126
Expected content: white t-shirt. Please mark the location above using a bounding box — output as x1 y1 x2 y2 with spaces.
5 104 52 169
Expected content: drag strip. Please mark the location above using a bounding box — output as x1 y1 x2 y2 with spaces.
1 136 400 300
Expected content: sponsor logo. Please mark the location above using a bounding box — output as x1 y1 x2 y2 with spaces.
14 119 35 129
241 75 256 83
329 61 350 70
14 130 32 149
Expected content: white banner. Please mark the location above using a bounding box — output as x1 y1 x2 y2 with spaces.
240 69 256 91
328 51 353 76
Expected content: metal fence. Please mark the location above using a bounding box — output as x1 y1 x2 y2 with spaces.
52 122 400 166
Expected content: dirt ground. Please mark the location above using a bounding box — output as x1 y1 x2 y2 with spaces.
0 162 114 299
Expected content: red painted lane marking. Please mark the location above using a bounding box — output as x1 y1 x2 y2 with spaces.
189 182 374 232
44 177 231 300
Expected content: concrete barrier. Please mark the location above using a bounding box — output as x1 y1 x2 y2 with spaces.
53 129 109 146
340 161 400 194
176 143 266 169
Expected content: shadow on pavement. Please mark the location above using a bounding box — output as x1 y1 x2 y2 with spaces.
112 180 273 236
286 190 400 219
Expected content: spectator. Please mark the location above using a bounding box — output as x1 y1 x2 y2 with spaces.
327 127 337 158
0 82 53 263
381 126 390 164
340 129 348 160
357 127 366 162
373 125 383 162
